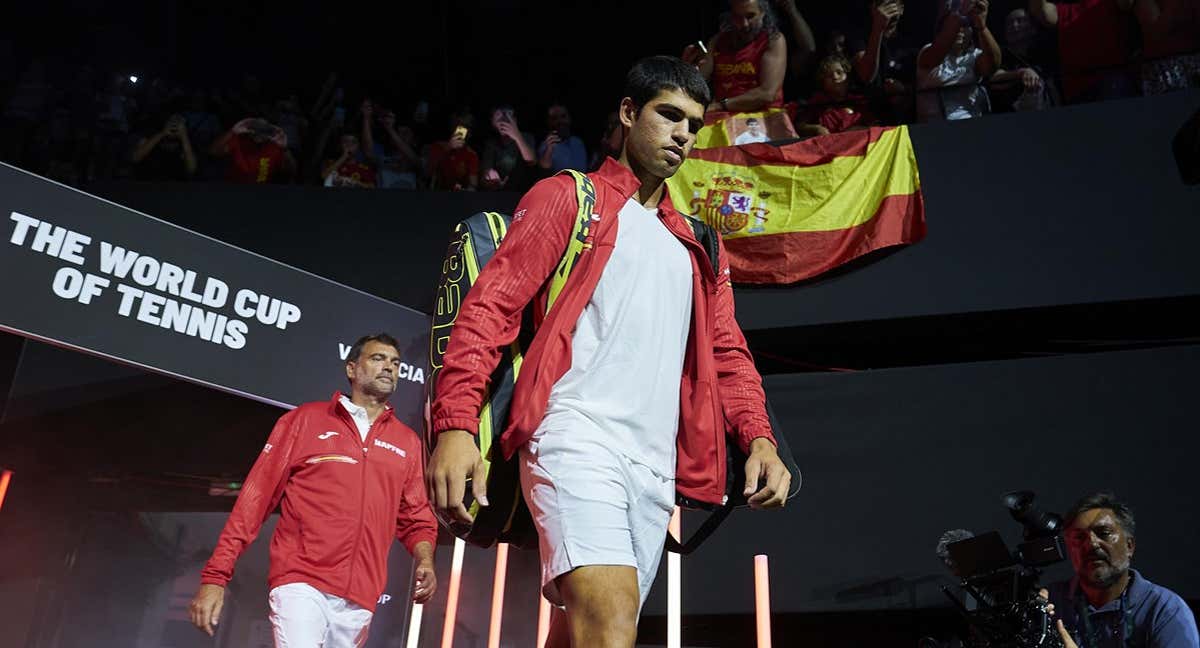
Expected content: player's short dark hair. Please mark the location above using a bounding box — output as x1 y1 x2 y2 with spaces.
624 56 712 111
1065 492 1136 540
346 333 402 363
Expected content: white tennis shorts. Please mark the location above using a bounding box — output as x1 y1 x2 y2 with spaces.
268 582 373 648
518 428 675 610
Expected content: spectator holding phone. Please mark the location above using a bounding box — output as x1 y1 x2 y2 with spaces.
131 112 197 181
361 100 419 190
537 104 587 173
854 0 905 85
428 112 479 191
209 117 296 184
684 0 787 114
851 0 914 124
915 0 1001 122
479 105 537 192
323 132 377 188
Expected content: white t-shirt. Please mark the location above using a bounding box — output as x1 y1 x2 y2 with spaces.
735 131 769 145
535 197 694 478
916 46 990 122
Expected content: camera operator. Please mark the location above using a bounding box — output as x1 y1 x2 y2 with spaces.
1045 492 1198 648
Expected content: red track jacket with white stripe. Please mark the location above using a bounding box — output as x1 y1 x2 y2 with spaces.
201 393 437 611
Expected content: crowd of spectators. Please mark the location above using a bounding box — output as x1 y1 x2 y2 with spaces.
1 0 1196 192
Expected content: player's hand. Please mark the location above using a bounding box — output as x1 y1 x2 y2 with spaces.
427 429 487 524
188 583 225 637
412 559 438 603
743 437 791 509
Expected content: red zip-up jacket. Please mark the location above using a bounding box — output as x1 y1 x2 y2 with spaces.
200 393 437 612
431 158 775 507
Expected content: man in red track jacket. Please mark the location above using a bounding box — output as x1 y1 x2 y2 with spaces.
429 57 791 648
189 333 437 647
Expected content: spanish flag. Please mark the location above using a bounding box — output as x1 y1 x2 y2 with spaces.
667 126 926 285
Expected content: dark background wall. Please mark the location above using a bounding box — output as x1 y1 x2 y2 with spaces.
643 345 1200 616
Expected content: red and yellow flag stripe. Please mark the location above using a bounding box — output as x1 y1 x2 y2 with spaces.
667 126 926 284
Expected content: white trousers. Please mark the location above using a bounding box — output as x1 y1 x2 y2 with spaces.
268 582 373 648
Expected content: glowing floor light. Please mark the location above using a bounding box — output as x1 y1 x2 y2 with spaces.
668 506 682 648
536 593 552 648
0 470 11 513
754 554 772 648
404 603 423 648
440 538 466 648
487 543 509 648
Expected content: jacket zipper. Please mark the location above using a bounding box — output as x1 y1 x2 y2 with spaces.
341 406 373 599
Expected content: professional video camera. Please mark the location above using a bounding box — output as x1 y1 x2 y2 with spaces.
940 491 1067 648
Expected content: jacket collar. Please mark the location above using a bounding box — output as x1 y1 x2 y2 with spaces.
329 391 393 418
593 156 689 231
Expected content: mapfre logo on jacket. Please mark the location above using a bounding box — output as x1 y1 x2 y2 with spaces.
373 438 406 458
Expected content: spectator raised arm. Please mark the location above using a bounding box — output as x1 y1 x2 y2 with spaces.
684 35 719 80
210 118 295 184
1026 0 1058 27
971 1 1002 77
480 105 537 192
771 0 818 80
360 99 378 163
132 113 197 180
917 1 1000 79
856 1 905 84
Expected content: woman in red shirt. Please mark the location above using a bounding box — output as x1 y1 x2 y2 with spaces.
689 0 788 113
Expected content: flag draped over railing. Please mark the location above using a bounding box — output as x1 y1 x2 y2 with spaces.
667 126 927 285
